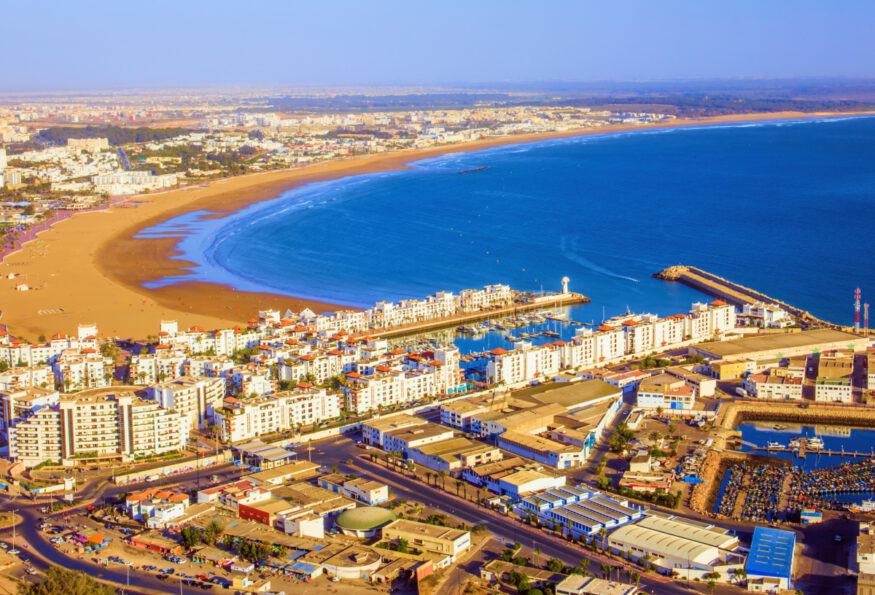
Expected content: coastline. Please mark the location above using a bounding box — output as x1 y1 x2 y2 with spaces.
0 109 871 341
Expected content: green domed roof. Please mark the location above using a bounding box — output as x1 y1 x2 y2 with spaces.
335 506 397 531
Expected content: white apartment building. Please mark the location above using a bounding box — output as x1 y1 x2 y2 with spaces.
0 387 60 435
0 365 54 391
485 341 561 386
129 350 187 384
150 376 226 429
9 388 189 467
54 349 112 392
214 387 343 442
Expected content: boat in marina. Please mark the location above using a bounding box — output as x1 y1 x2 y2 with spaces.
766 441 783 450
848 500 875 513
807 437 825 450
773 424 787 430
788 438 803 449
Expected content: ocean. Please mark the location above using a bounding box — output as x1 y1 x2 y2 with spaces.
139 116 875 326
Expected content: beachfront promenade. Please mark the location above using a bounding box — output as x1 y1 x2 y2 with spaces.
359 291 590 339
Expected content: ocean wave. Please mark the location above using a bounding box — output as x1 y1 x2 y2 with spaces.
560 236 640 283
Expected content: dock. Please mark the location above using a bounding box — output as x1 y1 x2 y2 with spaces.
362 292 589 340
653 265 836 329
752 445 874 458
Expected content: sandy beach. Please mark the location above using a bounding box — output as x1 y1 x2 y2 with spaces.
0 109 870 341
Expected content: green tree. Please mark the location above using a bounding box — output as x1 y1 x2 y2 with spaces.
600 562 611 579
203 520 223 545
397 537 409 553
580 558 590 576
17 567 117 595
179 526 203 550
547 558 565 573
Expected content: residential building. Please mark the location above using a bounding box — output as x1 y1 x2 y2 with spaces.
150 376 225 429
8 387 189 467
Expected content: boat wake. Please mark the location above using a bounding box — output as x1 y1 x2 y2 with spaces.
560 236 640 283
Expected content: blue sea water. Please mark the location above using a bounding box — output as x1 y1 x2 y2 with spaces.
139 116 875 325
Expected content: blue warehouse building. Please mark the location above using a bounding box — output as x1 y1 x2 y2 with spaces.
745 527 796 592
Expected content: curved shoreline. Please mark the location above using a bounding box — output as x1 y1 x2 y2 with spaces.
0 110 870 340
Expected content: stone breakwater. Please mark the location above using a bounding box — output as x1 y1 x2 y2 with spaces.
654 265 836 329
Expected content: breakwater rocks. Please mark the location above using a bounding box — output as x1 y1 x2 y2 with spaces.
653 265 835 329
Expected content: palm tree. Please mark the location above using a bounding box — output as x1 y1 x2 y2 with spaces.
580 558 590 576
534 547 542 568
438 470 448 490
600 562 611 579
631 571 641 588
599 528 608 550
425 471 433 486
455 479 463 496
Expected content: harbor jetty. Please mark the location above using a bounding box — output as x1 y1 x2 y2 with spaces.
364 292 589 340
719 401 875 432
653 265 835 329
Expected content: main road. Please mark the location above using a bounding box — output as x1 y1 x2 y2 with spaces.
304 436 705 595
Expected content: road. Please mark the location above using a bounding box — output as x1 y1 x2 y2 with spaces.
0 506 205 595
300 435 699 595
0 462 243 595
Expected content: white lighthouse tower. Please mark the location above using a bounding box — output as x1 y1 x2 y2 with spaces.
561 276 570 294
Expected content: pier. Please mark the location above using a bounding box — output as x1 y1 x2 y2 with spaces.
653 265 836 329
362 292 590 340
752 445 874 458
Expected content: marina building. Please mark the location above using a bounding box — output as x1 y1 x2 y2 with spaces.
868 352 875 390
693 329 867 362
745 527 796 591
814 351 855 403
517 486 643 540
608 515 742 577
635 374 695 411
743 372 803 400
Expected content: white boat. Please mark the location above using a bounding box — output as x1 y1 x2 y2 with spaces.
788 438 803 449
858 500 875 512
766 441 783 449
806 437 825 450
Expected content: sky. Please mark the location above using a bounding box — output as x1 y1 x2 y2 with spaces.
3 0 874 92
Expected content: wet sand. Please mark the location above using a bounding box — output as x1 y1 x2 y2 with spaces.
0 110 869 341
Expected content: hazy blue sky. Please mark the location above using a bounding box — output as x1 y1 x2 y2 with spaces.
3 0 874 91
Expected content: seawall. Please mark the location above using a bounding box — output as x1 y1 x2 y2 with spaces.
654 265 836 329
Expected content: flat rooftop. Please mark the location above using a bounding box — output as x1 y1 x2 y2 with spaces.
362 413 425 432
696 329 865 358
745 526 796 579
384 519 468 541
525 379 621 408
